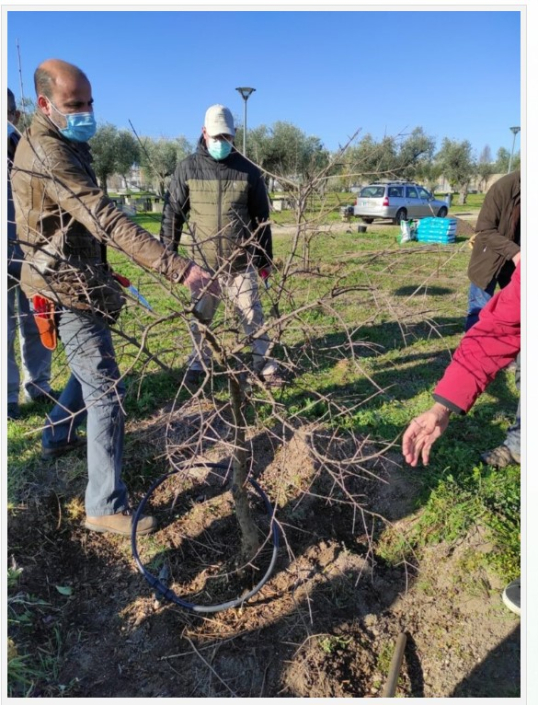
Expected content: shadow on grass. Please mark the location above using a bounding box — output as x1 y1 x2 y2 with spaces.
392 285 455 297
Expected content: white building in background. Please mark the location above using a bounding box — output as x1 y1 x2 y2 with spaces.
108 164 147 193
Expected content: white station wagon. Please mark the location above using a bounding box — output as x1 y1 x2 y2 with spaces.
353 182 449 224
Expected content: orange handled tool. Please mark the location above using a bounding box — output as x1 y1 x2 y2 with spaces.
33 295 57 350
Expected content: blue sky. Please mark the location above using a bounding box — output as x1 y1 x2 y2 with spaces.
6 9 521 158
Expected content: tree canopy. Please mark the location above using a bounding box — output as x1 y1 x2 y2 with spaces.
90 123 140 194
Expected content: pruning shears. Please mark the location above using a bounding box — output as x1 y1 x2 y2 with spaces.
113 273 154 312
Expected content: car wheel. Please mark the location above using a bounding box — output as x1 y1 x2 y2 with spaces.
393 208 407 225
361 217 374 224
437 207 448 218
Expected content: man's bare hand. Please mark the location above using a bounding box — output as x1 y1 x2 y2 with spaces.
512 251 521 267
182 262 220 298
402 402 452 467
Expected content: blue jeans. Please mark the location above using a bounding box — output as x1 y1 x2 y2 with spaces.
464 280 497 331
42 310 128 516
8 279 52 403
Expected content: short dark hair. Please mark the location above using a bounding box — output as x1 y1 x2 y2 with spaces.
34 67 55 99
7 88 16 112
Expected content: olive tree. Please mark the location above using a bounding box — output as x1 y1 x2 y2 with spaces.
495 146 519 174
139 136 192 196
90 123 119 194
396 127 436 181
90 123 140 194
434 138 476 204
477 145 495 192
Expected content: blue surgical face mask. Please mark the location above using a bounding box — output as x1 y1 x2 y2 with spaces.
8 122 16 137
49 100 96 142
208 137 232 161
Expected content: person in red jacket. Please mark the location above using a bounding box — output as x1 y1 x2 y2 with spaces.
402 262 521 614
403 262 520 466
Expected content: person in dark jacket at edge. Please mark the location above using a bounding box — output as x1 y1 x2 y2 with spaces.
160 104 283 389
7 88 54 420
465 170 521 468
403 261 522 615
11 59 217 536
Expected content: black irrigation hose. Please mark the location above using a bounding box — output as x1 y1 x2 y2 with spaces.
131 463 280 613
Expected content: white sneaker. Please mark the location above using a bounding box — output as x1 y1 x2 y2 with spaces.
502 578 521 616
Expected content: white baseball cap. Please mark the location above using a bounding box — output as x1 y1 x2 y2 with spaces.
204 104 235 137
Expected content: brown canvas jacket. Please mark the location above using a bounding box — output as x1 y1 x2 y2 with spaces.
11 111 190 318
467 170 520 290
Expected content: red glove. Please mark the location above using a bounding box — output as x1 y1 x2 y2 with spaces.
259 267 271 289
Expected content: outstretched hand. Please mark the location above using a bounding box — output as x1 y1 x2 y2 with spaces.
402 402 451 467
182 262 220 298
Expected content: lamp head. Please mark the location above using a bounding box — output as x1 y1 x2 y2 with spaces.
236 87 256 100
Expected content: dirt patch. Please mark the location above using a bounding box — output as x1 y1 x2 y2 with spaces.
452 216 476 238
8 410 519 697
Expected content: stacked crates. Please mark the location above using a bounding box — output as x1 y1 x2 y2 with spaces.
416 217 457 244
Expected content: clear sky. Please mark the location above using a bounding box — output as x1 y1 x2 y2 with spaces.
6 8 521 158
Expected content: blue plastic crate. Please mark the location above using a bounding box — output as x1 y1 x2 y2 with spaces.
416 232 456 244
417 217 457 235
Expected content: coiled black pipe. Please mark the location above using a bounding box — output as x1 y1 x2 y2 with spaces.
131 463 280 613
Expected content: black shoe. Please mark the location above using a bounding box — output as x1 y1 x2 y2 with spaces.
27 390 60 405
41 435 86 460
184 369 206 390
7 403 21 421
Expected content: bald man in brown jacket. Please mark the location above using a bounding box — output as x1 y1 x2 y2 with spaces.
11 59 217 535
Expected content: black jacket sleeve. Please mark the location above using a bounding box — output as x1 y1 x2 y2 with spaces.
249 172 273 269
160 162 190 253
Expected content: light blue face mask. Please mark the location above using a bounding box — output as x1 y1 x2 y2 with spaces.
208 137 232 161
8 122 16 137
49 100 96 142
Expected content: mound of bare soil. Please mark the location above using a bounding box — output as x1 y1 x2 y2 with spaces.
8 406 519 697
452 216 476 238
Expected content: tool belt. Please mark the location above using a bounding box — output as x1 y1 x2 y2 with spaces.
33 295 57 350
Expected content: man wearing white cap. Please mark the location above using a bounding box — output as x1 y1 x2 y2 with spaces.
161 104 282 388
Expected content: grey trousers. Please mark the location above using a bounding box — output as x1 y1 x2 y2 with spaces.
188 266 278 377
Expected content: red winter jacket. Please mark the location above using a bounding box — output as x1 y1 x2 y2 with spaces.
433 263 520 414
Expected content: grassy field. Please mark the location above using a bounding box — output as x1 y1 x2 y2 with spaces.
7 208 519 696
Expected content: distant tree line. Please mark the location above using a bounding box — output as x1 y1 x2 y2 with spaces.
15 98 521 203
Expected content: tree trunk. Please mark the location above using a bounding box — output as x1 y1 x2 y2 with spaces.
229 376 260 563
458 183 468 205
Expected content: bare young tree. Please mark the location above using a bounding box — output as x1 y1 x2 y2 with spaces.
13 126 466 610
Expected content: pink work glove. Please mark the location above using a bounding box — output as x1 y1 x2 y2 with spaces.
182 262 220 298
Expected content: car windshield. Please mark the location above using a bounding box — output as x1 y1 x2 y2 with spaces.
360 186 385 198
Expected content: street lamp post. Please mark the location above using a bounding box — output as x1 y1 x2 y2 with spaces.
508 126 521 173
235 87 256 156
